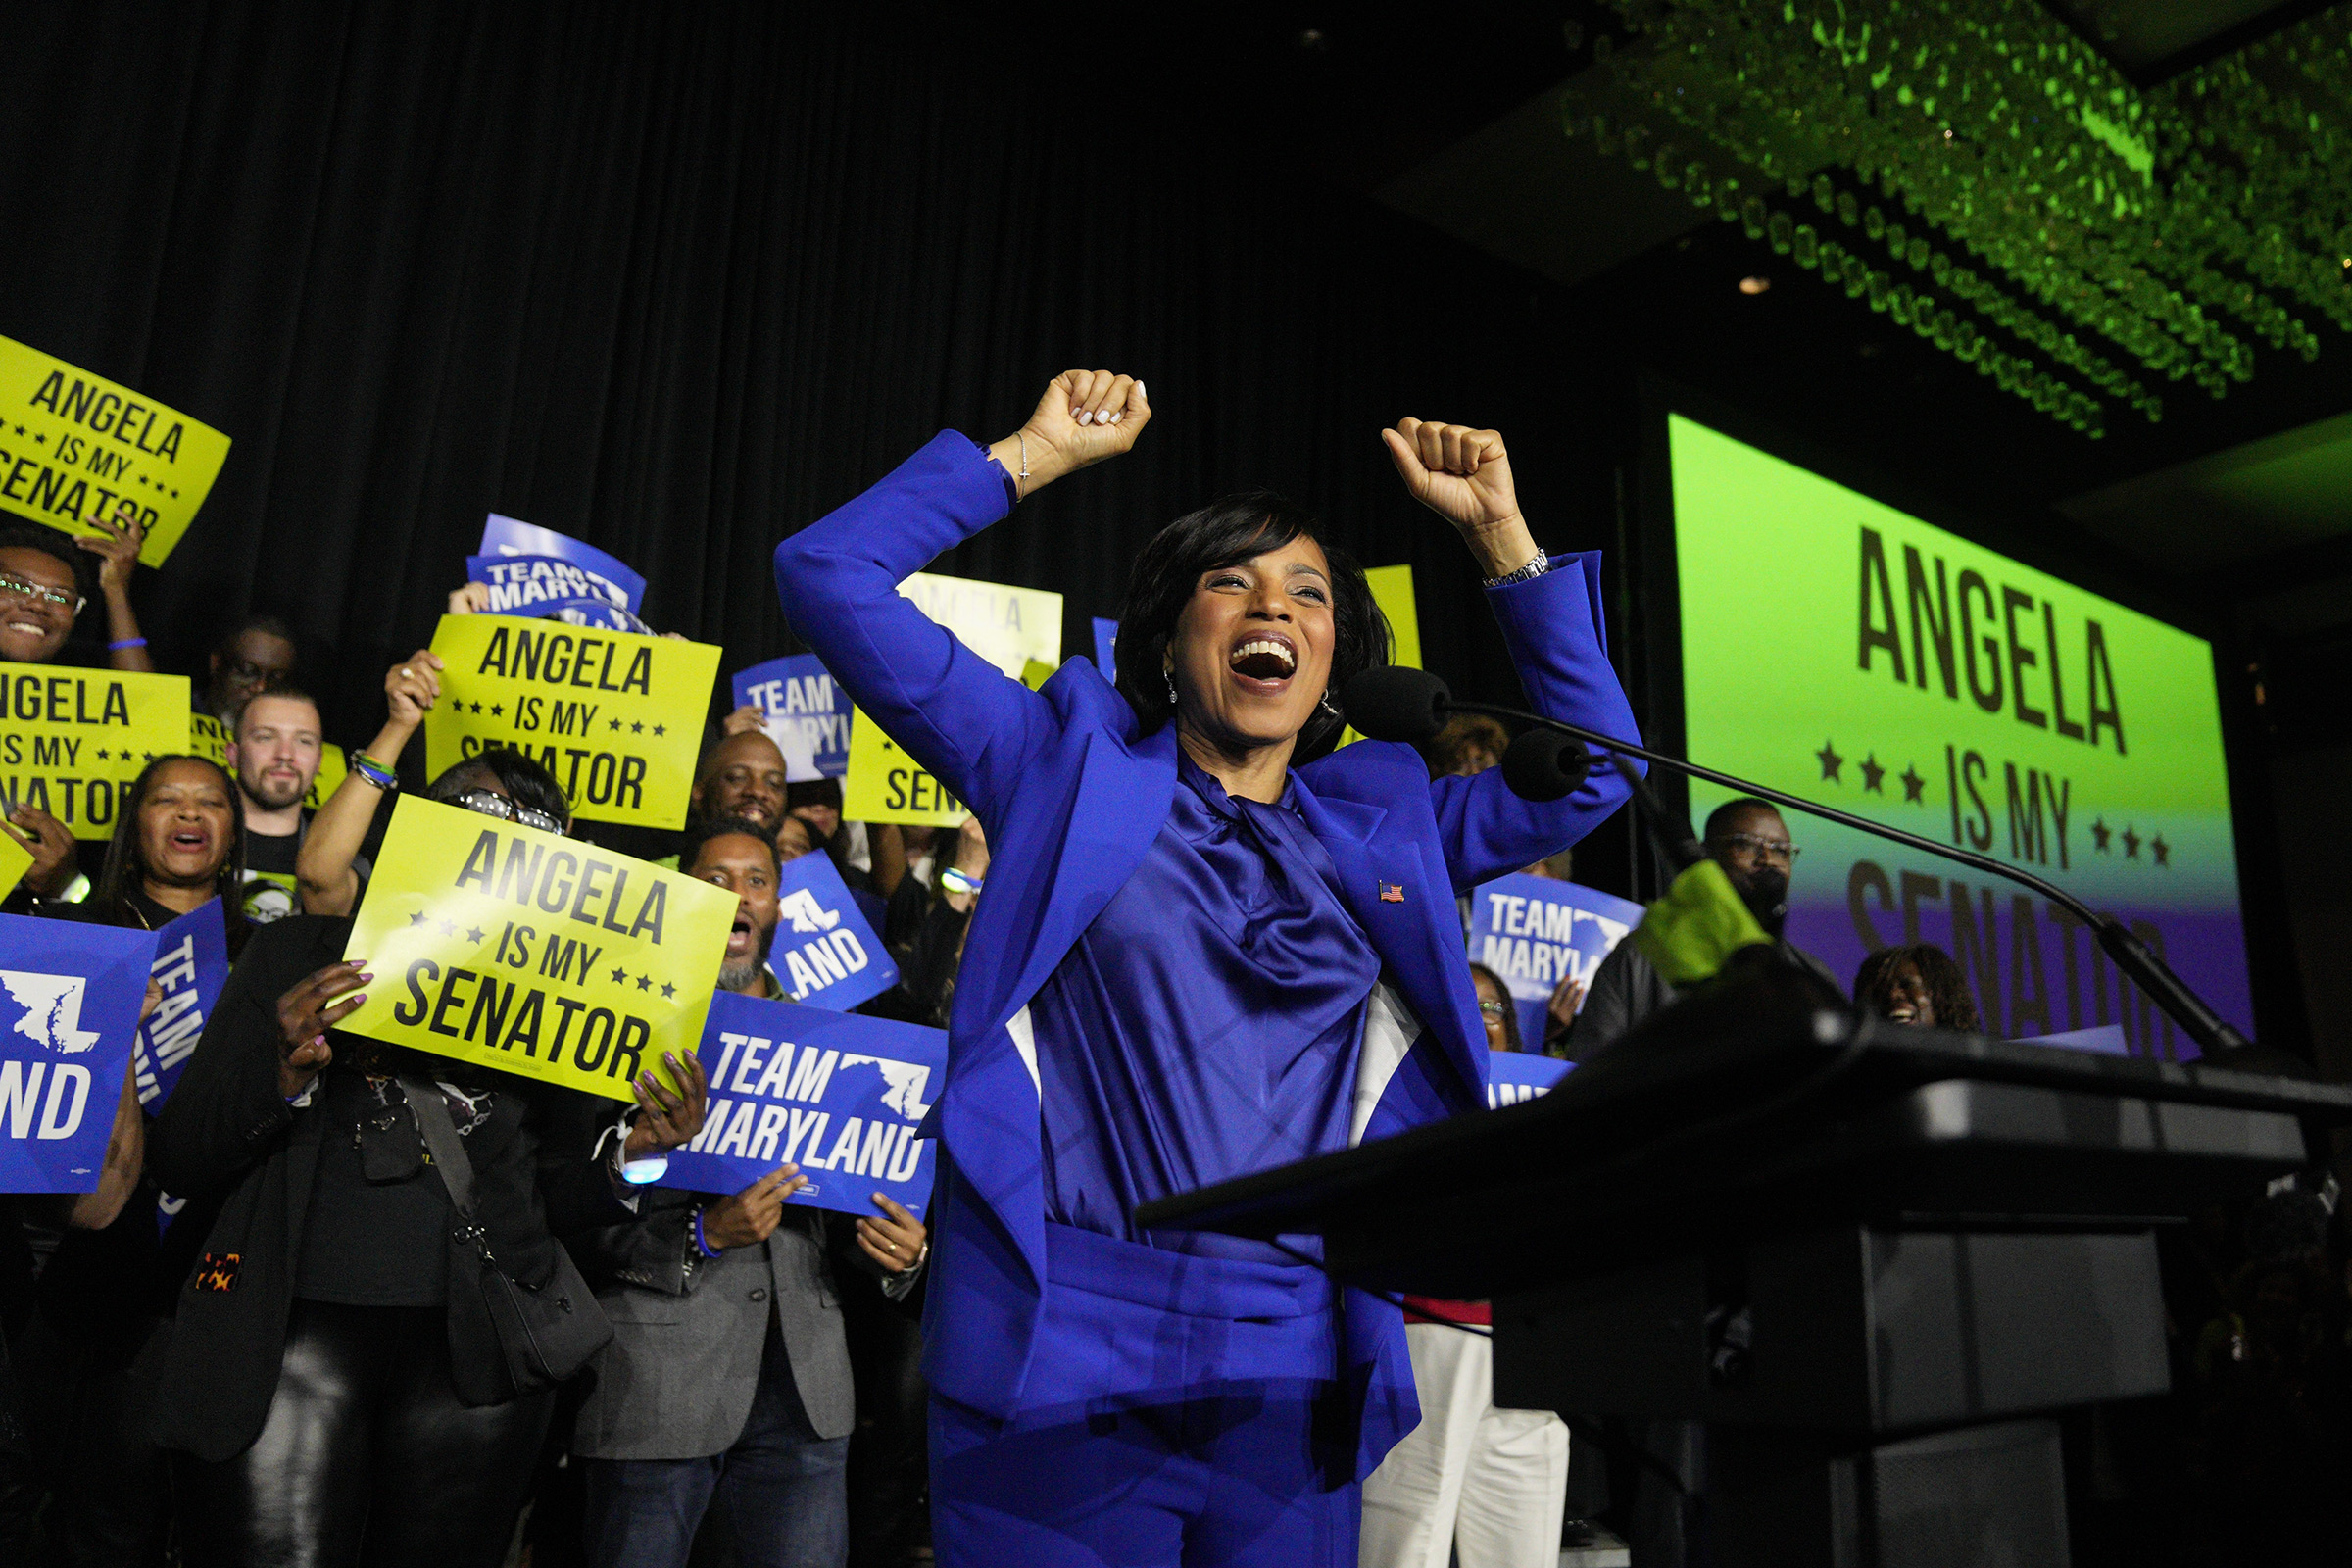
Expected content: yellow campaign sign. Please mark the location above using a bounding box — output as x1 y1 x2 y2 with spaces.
0 335 232 566
1343 564 1423 748
338 796 736 1102
424 614 722 830
899 570 1061 677
188 712 349 811
0 668 192 839
841 707 968 828
0 822 31 903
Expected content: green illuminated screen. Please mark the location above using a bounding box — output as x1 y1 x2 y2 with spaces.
1671 413 2249 1056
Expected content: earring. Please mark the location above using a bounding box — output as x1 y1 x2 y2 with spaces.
1165 666 1179 707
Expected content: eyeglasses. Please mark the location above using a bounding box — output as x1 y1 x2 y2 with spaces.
450 788 566 836
1709 832 1799 865
0 570 83 615
1477 1000 1509 1018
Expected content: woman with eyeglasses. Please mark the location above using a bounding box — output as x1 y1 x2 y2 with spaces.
145 748 711 1568
775 371 1642 1566
0 517 156 909
18 755 249 1567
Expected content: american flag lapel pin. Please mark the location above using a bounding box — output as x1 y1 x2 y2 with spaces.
1379 882 1406 904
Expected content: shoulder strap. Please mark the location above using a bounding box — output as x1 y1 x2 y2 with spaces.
398 1074 479 1218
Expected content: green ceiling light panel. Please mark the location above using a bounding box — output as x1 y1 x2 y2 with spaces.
1564 0 2352 437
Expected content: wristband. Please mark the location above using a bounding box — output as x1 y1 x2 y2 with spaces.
350 753 399 792
1482 552 1552 589
693 1207 723 1259
108 637 147 651
939 865 983 896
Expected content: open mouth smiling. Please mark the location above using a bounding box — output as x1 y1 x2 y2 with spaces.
1226 633 1298 690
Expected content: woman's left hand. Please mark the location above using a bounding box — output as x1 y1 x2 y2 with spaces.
855 1193 927 1273
624 1052 708 1157
1381 418 1540 578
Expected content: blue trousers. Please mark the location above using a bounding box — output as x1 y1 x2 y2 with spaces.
581 1323 849 1568
931 1386 1359 1568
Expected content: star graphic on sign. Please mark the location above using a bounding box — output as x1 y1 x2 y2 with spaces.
469 701 484 715
2152 835 2171 867
2091 818 2112 852
438 918 460 937
653 723 666 737
609 718 621 731
1899 764 1926 804
1815 740 1844 783
170 489 178 498
409 910 429 927
489 704 504 717
612 966 628 984
142 751 156 761
660 981 675 1000
2122 826 2141 859
635 974 652 992
630 721 644 734
1859 754 1886 793
466 927 485 944
30 432 41 444
93 747 109 761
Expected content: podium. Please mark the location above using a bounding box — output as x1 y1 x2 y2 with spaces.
1135 957 2352 1567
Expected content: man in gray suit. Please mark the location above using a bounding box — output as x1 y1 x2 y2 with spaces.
569 815 928 1568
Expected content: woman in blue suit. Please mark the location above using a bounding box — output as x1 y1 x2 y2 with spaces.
775 371 1641 1567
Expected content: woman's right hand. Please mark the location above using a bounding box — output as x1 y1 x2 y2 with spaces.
989 369 1150 496
385 651 443 729
275 959 371 1098
701 1165 807 1250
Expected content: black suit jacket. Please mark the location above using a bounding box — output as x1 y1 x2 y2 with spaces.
145 916 633 1461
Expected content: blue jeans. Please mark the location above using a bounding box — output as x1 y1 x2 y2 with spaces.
581 1323 849 1568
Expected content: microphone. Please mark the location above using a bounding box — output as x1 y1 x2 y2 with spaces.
1336 665 2253 1057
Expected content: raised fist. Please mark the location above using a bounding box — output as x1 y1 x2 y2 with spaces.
998 370 1152 495
1381 418 1523 538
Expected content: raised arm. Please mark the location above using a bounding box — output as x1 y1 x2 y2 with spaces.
1382 419 1642 887
297 651 441 916
771 371 1150 820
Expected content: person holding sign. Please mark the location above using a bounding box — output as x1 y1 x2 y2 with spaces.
564 813 925 1568
144 748 710 1568
294 648 445 917
0 514 158 674
774 370 1642 1566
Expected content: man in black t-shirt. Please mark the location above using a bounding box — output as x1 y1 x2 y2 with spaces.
222 687 326 923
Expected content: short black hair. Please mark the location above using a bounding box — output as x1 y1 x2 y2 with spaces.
424 748 572 829
678 814 780 876
1854 944 1983 1032
0 522 92 603
1704 797 1782 839
227 682 321 742
94 755 248 941
1111 491 1390 763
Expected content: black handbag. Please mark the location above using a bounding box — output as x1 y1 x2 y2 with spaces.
400 1075 612 1398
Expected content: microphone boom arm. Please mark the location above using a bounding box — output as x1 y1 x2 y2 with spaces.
1450 699 2251 1058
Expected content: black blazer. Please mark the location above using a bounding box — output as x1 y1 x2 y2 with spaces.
145 916 632 1462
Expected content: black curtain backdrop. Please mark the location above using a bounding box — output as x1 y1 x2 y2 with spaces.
0 2 1630 778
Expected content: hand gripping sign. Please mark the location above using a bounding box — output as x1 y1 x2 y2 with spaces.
768 851 897 1011
661 991 946 1220
732 655 851 782
338 797 736 1102
0 912 152 1193
1 669 194 841
0 336 232 567
424 613 722 831
130 898 229 1110
1466 872 1645 1048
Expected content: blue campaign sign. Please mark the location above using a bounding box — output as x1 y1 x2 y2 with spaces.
130 899 228 1110
1467 873 1646 1049
769 850 896 1011
1487 1051 1571 1109
478 514 647 613
1092 617 1119 681
733 654 851 781
0 913 154 1193
661 991 946 1218
465 555 650 631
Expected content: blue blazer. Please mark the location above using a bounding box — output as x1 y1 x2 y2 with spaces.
775 433 1642 1467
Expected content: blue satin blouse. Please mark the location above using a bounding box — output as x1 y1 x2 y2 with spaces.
1029 752 1381 1265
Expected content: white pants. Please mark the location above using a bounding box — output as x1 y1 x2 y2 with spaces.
1359 1322 1570 1568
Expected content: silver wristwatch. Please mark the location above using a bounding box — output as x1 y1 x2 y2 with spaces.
1484 551 1552 589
